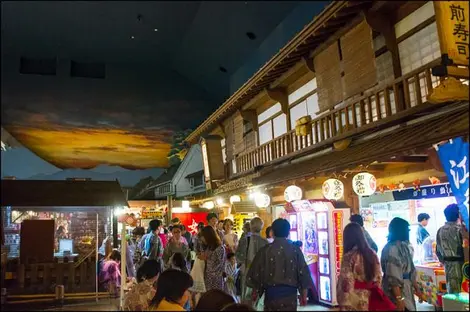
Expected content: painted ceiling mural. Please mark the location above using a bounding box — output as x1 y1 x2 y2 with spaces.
0 71 206 170
1 0 309 173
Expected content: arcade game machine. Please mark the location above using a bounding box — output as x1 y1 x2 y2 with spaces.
285 199 350 307
442 250 469 311
415 236 446 309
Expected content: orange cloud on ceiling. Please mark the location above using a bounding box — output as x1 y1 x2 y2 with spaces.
8 125 172 169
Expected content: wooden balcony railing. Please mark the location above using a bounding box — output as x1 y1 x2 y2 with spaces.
235 60 466 175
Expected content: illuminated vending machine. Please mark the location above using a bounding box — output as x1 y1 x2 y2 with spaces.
286 200 350 306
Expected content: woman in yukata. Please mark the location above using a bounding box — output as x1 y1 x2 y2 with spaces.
381 217 424 311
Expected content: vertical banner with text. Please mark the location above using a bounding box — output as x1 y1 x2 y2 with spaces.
434 1 470 65
437 137 469 228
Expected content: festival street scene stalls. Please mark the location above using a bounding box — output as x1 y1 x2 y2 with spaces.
1 0 469 311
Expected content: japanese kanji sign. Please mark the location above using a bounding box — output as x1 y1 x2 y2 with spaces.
437 137 469 228
434 1 470 66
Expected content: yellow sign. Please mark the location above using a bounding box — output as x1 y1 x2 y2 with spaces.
434 1 470 66
141 211 163 219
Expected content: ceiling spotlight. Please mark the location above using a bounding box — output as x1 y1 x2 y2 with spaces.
246 32 257 40
154 28 158 32
131 35 135 40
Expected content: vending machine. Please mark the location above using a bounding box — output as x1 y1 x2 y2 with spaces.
285 200 350 306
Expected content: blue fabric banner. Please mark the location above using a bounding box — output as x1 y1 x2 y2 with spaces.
437 137 469 228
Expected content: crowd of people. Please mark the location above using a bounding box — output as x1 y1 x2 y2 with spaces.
338 203 468 311
95 203 468 311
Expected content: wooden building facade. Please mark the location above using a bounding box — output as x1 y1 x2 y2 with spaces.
186 0 469 224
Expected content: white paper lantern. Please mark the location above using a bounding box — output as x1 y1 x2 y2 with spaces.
352 172 377 196
254 193 271 208
322 179 344 200
202 201 215 209
229 195 241 204
284 185 303 202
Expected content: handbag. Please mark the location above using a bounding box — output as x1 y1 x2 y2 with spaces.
190 257 206 293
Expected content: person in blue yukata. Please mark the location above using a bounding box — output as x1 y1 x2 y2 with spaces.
416 213 430 245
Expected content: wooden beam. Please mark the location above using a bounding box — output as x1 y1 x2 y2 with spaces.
301 56 315 73
239 109 259 132
265 87 291 130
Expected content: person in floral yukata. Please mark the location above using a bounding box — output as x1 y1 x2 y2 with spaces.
381 217 423 311
337 223 395 311
199 225 225 291
123 259 161 311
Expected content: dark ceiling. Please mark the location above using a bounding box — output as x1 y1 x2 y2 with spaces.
1 1 300 101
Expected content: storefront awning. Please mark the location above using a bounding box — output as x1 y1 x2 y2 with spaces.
254 103 469 186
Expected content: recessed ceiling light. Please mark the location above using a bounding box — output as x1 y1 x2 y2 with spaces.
131 35 135 39
246 32 256 40
154 28 158 32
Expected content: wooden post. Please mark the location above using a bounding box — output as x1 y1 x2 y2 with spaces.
95 212 99 302
120 223 126 309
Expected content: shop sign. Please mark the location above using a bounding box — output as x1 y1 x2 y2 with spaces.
352 172 377 196
141 211 163 219
392 183 454 201
322 179 344 201
436 137 469 228
434 1 469 66
333 210 344 281
284 185 303 202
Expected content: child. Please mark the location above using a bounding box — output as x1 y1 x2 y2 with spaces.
225 252 239 301
169 252 188 273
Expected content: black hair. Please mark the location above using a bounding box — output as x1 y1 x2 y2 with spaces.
163 228 168 234
218 220 224 224
181 224 186 231
387 217 410 242
150 269 193 307
417 213 431 222
227 252 235 260
194 289 236 311
147 227 152 234
107 249 121 262
171 252 186 270
206 212 218 222
221 303 256 311
171 224 183 232
171 217 180 224
444 204 460 222
132 226 146 237
198 222 205 229
271 218 290 238
149 219 162 232
136 259 161 283
350 214 364 227
265 226 273 238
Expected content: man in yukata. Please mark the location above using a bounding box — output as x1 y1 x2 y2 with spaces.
247 218 313 311
436 204 465 294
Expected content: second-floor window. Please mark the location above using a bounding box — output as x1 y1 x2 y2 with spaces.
258 103 287 145
289 77 319 126
189 176 203 188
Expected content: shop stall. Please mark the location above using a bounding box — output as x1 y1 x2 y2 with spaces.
284 199 350 307
231 200 260 237
360 183 456 260
0 179 127 297
415 236 446 309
